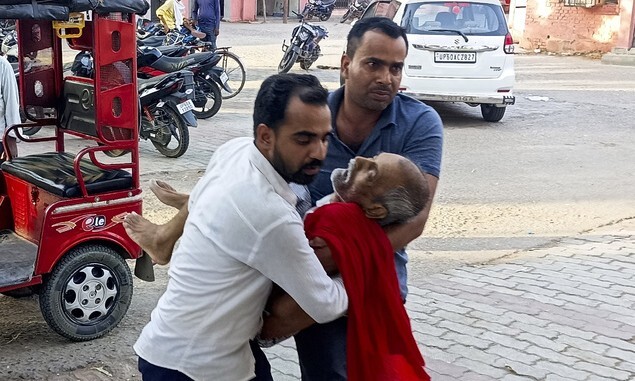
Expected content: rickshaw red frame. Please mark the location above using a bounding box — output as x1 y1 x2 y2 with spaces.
0 8 151 341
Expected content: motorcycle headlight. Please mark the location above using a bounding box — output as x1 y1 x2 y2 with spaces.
299 30 310 40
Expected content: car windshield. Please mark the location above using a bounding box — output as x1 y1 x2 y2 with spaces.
401 1 508 36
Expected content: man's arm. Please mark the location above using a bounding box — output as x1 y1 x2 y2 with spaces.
191 0 199 20
261 291 321 339
214 0 221 32
156 0 175 31
260 197 441 341
252 220 348 324
1 58 20 129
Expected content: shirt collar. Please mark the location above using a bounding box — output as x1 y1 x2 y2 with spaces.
247 141 298 207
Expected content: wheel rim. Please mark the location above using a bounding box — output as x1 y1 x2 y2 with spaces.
220 53 245 99
62 265 119 324
193 78 219 115
279 50 296 72
154 107 181 148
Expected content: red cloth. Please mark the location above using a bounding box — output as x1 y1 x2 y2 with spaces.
304 203 430 381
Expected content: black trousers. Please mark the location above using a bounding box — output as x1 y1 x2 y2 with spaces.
138 340 273 381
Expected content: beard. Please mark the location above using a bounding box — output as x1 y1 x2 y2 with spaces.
272 148 322 185
330 159 355 200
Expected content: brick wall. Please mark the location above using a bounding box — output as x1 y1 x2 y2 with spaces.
521 0 621 53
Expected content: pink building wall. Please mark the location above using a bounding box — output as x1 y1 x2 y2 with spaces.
226 0 258 21
521 0 635 53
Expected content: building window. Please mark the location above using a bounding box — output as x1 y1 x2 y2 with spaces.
563 0 618 6
563 0 599 6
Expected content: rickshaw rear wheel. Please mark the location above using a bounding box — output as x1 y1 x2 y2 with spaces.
39 245 133 341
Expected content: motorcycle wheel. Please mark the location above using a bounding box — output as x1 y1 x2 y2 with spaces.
150 106 190 158
319 11 331 21
22 126 42 136
192 76 222 119
340 9 351 23
300 46 320 71
301 8 314 20
300 60 314 70
278 49 298 74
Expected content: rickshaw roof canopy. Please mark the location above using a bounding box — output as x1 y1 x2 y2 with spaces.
0 0 150 20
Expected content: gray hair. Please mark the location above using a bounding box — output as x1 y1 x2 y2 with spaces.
374 159 430 226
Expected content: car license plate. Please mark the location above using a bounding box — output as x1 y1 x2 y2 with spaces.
176 99 194 114
434 51 477 63
220 71 228 84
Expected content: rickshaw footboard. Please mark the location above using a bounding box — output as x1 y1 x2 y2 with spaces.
0 230 37 288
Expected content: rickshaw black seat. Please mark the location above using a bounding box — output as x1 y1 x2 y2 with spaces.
1 152 132 198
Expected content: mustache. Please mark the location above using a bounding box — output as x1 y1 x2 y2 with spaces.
371 85 392 93
302 159 323 169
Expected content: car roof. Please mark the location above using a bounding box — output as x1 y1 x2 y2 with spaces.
361 0 505 21
394 0 503 6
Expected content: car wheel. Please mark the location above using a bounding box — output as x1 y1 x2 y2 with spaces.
480 104 506 122
39 245 133 341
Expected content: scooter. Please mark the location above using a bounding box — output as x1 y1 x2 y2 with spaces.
137 46 229 119
138 71 198 158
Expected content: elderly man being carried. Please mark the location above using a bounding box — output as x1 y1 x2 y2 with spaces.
124 152 428 267
125 152 432 380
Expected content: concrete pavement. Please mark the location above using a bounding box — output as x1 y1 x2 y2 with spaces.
265 218 635 381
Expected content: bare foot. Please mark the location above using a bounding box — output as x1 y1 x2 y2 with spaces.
149 179 189 210
123 212 175 265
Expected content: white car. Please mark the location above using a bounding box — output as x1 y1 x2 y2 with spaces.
360 0 515 122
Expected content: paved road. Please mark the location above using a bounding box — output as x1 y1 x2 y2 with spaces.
266 219 635 381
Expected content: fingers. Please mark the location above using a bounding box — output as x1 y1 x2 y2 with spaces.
309 237 327 249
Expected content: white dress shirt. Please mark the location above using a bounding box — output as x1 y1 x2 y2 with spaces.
0 56 20 140
134 137 348 381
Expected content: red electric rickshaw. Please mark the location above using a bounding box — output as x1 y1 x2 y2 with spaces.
0 1 153 341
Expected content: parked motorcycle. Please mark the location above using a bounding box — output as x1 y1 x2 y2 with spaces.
340 0 370 23
300 0 336 21
138 71 197 158
278 12 329 73
71 51 198 158
137 46 228 119
1 29 18 63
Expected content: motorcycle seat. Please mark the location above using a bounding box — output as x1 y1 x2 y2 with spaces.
1 152 132 198
150 52 215 73
156 45 188 57
137 35 165 47
137 72 175 92
321 0 336 6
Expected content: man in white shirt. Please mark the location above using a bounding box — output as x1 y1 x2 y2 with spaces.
133 73 348 381
0 54 20 160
